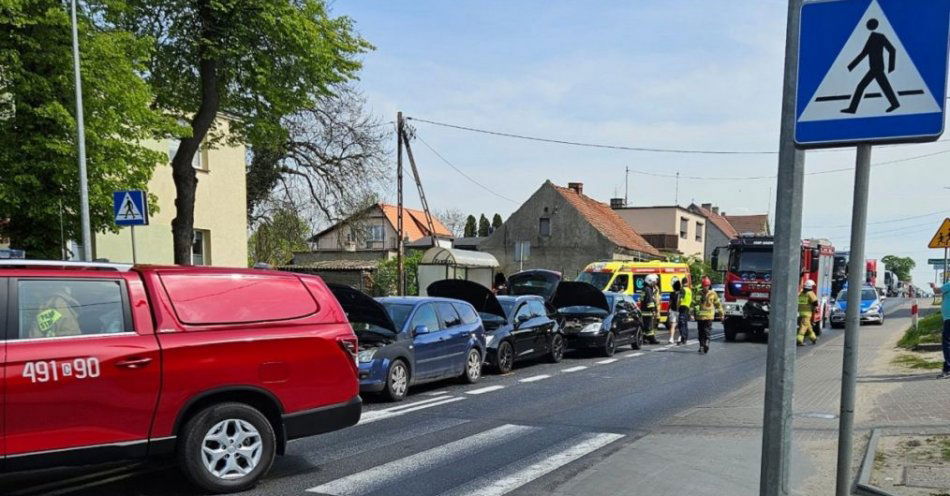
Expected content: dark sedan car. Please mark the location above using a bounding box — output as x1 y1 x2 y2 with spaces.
428 279 564 374
558 288 643 356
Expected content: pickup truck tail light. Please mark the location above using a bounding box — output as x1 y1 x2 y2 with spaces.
338 337 359 372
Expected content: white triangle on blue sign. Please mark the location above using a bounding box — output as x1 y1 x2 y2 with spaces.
799 0 941 122
116 193 144 221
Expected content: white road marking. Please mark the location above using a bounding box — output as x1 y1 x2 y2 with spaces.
358 396 465 425
519 374 550 383
466 385 505 395
304 418 470 466
561 366 588 373
425 390 450 396
307 424 536 496
441 432 626 496
595 358 618 364
622 352 645 358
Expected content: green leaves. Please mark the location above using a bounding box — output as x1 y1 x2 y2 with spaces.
0 0 174 258
882 255 915 282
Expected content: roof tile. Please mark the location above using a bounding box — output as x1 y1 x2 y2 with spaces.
552 184 661 257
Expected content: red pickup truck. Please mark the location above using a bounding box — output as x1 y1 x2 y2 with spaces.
0 261 364 493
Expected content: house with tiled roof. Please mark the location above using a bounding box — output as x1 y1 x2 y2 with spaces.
725 214 771 236
305 203 452 255
688 203 740 261
612 205 708 259
479 181 661 278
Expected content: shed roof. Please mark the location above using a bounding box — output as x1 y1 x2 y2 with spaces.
420 247 499 268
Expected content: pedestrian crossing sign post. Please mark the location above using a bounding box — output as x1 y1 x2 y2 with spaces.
113 190 148 264
113 190 148 226
795 0 950 148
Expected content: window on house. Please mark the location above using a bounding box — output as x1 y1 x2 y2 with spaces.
367 225 384 242
680 217 689 239
696 222 704 242
539 217 551 237
192 230 209 265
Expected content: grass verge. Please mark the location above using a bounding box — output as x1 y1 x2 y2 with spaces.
892 354 943 370
898 312 942 349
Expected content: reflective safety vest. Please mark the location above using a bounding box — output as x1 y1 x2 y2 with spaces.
798 291 818 317
696 288 721 321
640 286 658 311
681 286 693 309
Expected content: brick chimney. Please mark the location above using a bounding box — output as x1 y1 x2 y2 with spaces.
610 198 626 209
721 211 727 217
712 206 720 214
567 182 584 195
701 202 712 210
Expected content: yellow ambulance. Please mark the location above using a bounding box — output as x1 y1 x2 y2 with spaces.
577 260 692 325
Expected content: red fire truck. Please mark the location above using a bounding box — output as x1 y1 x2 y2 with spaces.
712 236 835 341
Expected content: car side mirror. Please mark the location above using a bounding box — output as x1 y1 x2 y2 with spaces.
412 325 428 337
515 315 530 327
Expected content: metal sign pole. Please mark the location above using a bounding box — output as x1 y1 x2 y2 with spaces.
760 2 805 495
835 144 872 496
130 225 138 264
70 0 92 261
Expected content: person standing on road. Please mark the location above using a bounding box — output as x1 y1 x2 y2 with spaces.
693 276 722 354
678 280 692 345
930 281 950 379
640 274 660 344
668 277 682 344
797 280 819 346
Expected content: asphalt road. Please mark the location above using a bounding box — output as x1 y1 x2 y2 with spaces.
3 298 905 496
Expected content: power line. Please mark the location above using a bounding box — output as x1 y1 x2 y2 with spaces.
806 209 950 229
413 133 520 204
408 116 950 156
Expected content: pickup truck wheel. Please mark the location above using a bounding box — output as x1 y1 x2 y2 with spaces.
383 360 410 402
179 402 276 494
461 348 482 384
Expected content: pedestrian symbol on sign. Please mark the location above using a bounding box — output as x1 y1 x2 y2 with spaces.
798 0 941 124
117 193 143 221
841 18 898 114
112 190 148 227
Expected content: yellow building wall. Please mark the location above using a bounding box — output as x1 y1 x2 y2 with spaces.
95 119 248 267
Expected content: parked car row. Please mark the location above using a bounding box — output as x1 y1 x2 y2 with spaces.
343 270 645 402
0 262 643 493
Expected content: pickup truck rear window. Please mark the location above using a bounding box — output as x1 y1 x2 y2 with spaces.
160 273 318 325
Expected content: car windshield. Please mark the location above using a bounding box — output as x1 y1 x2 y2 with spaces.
576 272 612 290
382 303 415 332
498 299 516 317
736 249 773 272
837 289 878 301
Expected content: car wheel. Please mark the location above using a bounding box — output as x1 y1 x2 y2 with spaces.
603 332 616 357
547 334 565 363
383 360 410 402
461 348 482 384
724 327 737 342
495 341 515 374
632 329 643 350
179 402 276 494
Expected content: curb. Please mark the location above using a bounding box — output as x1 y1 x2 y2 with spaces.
853 429 898 496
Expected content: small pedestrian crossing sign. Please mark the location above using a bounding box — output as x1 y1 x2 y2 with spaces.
113 190 149 226
928 218 950 249
795 0 950 147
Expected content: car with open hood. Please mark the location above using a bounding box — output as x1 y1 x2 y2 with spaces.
340 288 486 402
554 284 643 356
427 279 564 374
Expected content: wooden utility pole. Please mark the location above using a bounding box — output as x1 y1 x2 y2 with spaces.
396 112 405 296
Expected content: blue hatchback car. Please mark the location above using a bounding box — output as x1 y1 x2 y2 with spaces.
355 296 486 401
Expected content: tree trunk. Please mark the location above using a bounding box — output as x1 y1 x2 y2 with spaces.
171 10 221 265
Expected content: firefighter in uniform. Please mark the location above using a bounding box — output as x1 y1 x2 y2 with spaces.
694 276 723 354
640 274 660 344
797 279 819 346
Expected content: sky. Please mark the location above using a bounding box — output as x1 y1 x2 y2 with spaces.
333 0 947 286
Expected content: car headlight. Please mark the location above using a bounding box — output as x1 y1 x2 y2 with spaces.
866 305 880 313
485 334 495 346
832 306 844 314
358 349 377 363
580 323 602 334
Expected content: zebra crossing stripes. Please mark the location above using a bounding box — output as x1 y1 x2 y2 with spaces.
307 424 536 496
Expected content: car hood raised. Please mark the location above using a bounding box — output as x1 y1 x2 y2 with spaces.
427 279 506 319
507 269 562 301
552 281 610 313
327 283 397 333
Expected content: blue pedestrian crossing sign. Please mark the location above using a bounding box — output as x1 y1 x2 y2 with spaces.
113 190 149 226
795 0 950 147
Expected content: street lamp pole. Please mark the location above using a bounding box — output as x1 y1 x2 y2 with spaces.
70 0 92 261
